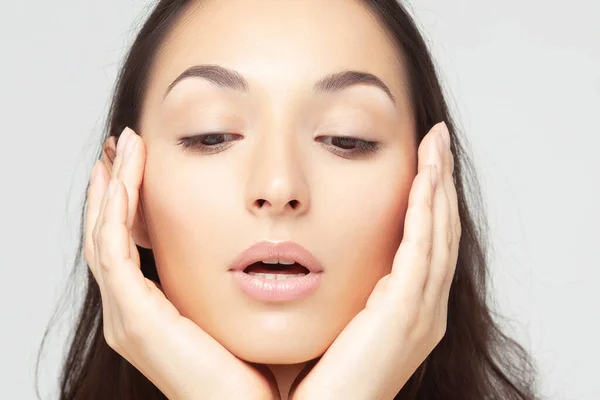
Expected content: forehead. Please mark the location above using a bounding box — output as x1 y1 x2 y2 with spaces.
145 0 407 110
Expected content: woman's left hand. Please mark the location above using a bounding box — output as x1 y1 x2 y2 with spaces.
289 122 461 400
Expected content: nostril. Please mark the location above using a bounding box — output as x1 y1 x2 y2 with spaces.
253 199 300 209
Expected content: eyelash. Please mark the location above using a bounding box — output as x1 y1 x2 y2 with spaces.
315 135 381 158
177 133 381 158
177 133 241 154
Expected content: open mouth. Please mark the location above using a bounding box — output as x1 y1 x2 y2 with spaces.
243 262 310 279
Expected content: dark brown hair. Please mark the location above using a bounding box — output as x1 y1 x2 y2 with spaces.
36 0 539 398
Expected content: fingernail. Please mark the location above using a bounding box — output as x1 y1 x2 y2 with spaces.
125 129 137 156
107 180 118 199
117 127 131 155
440 121 450 148
436 129 445 156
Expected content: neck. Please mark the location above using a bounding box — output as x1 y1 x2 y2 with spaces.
265 362 307 400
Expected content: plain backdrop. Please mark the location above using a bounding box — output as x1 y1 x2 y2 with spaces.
1 1 598 399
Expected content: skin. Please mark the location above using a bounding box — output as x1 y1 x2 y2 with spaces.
88 0 460 398
139 0 413 390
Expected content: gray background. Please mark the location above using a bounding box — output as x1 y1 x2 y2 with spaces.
1 1 598 399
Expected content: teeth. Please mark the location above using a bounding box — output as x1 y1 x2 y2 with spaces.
261 259 296 265
247 272 306 280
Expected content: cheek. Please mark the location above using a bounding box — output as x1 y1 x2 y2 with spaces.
322 165 413 268
304 163 414 343
311 173 408 279
142 172 216 250
139 160 240 307
142 154 240 245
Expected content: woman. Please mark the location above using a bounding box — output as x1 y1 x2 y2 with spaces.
37 0 539 398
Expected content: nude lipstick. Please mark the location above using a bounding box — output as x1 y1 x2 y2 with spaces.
228 240 324 302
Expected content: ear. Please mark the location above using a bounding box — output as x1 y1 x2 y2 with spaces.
102 136 117 175
102 135 153 249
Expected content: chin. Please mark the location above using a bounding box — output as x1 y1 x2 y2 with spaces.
222 332 328 364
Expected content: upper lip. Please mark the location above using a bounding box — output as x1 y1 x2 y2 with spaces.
229 240 324 273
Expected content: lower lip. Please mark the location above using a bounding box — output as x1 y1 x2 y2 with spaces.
230 271 323 302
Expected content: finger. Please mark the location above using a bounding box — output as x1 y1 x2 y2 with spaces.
93 163 114 265
417 122 446 173
115 127 145 231
389 123 443 299
92 163 118 314
111 128 130 178
93 131 124 251
441 145 461 305
96 178 149 306
423 126 452 306
389 162 436 302
84 160 109 280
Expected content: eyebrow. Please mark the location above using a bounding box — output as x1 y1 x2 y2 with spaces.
162 64 396 104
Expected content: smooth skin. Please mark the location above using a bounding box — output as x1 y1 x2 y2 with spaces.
129 1 415 385
289 121 460 399
86 128 279 399
84 120 459 399
117 0 422 394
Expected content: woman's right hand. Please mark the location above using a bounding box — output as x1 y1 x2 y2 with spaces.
84 127 280 400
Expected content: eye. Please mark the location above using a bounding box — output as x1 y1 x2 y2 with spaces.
177 133 242 154
316 135 381 159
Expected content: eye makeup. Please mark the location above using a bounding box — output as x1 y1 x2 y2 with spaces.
177 132 382 159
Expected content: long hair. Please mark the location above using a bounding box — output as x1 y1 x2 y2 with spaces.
36 1 539 398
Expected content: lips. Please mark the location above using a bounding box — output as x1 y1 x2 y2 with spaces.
228 240 324 274
244 261 309 275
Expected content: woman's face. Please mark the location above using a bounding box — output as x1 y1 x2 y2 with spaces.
134 0 416 364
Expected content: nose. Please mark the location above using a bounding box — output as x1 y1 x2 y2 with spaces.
245 131 310 218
